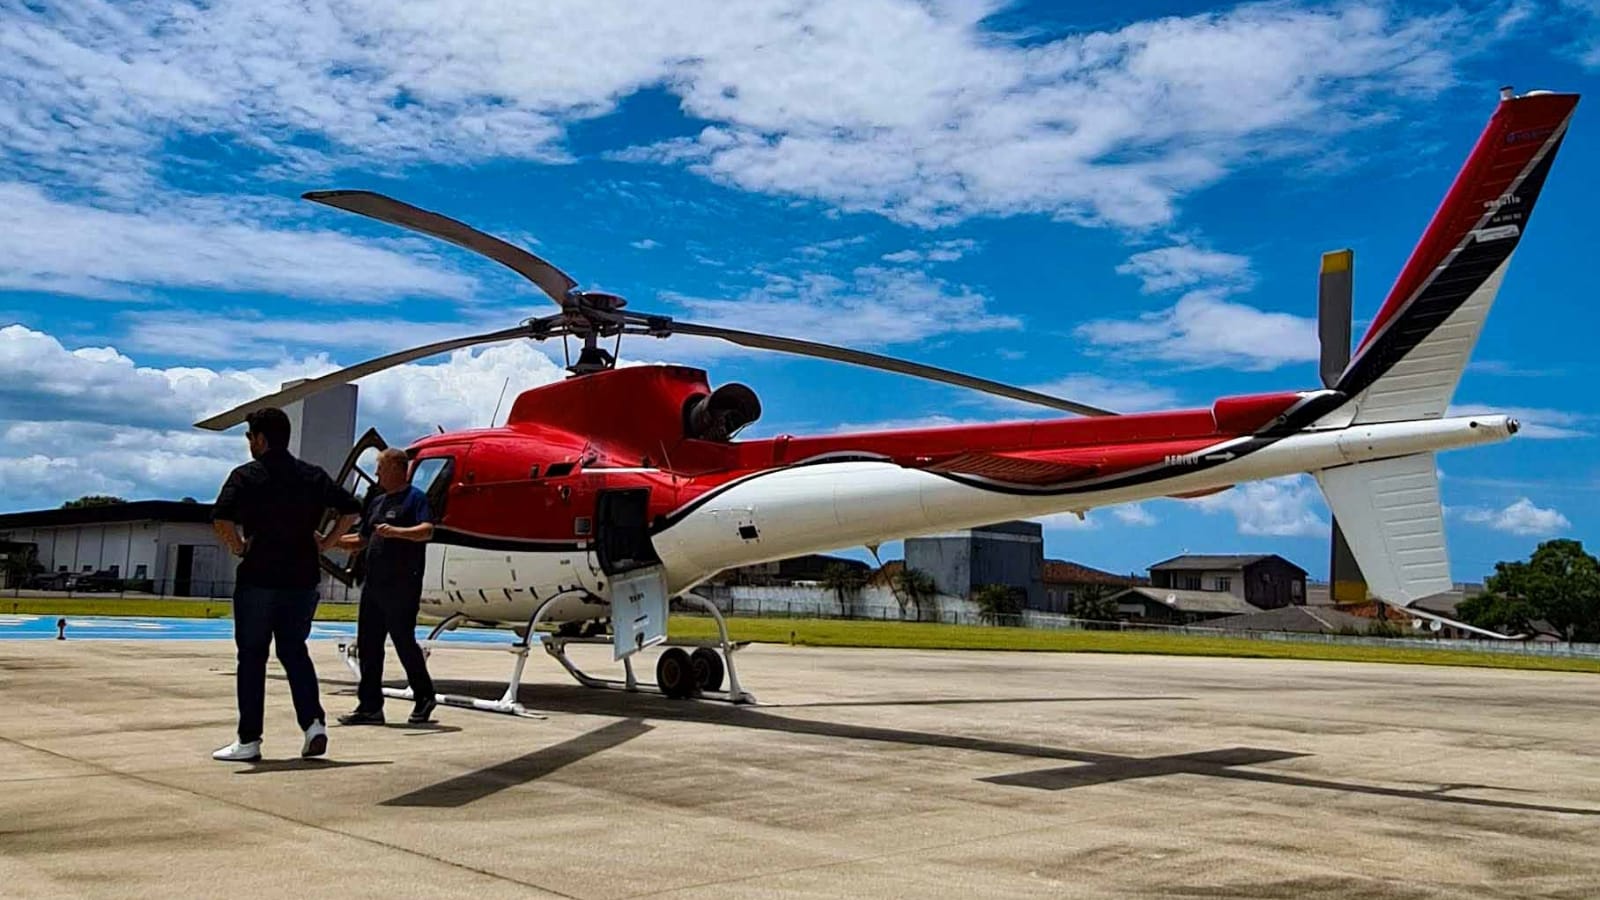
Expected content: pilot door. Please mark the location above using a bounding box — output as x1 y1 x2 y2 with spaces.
594 488 669 660
593 489 661 576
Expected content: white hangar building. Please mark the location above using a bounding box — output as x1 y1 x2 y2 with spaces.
0 501 237 597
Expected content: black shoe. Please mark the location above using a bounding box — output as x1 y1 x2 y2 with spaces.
337 709 385 726
408 696 438 724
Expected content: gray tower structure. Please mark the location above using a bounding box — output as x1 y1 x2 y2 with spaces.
905 520 1044 607
281 380 358 480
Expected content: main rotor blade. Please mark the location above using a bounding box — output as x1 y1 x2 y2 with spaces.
667 322 1116 417
192 324 535 431
303 190 579 306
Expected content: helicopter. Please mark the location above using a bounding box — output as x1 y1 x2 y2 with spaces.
195 88 1577 714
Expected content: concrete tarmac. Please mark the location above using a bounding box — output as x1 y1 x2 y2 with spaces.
2 638 1599 899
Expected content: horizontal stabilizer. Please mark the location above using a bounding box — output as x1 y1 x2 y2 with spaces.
1313 452 1450 606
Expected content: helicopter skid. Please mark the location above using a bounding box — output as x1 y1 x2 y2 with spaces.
337 591 757 717
338 636 549 719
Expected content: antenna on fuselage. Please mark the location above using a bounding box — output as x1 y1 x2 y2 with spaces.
490 376 511 427
658 441 678 487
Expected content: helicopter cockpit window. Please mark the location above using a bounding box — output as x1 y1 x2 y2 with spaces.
410 456 454 517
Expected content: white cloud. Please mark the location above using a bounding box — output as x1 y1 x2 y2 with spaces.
1557 1 1600 67
881 239 978 265
1075 289 1318 370
625 3 1460 227
1034 500 1157 531
1113 504 1158 526
0 325 570 510
1191 474 1329 537
1115 243 1253 294
631 239 661 250
667 266 1018 347
1447 404 1591 440
1459 498 1571 537
119 310 518 362
797 235 869 259
0 183 475 302
1020 375 1179 413
1 1 1463 231
0 423 241 510
820 414 994 434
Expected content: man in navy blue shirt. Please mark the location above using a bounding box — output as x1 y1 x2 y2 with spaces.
211 407 362 763
336 448 438 725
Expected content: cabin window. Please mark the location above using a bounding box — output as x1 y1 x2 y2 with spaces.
410 456 455 518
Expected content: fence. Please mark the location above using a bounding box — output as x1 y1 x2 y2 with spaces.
681 595 1600 660
9 580 1600 661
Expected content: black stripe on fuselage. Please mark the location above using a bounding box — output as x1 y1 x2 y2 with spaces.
432 526 587 554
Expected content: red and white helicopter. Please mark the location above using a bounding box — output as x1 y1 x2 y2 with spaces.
198 88 1577 714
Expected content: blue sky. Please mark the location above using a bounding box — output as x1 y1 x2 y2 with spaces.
1 0 1597 582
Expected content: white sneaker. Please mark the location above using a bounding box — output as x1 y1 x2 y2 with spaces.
301 720 328 758
212 739 261 762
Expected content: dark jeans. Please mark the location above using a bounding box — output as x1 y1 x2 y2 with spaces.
233 584 324 743
356 582 434 712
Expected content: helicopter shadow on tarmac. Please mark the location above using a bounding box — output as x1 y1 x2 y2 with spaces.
374 678 1600 817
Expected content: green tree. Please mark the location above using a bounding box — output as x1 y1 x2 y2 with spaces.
894 567 938 622
61 495 126 509
820 563 868 618
972 583 1024 626
1456 592 1537 636
1 545 39 588
1068 584 1118 622
1466 540 1600 641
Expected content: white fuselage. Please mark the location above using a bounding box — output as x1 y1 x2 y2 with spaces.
417 415 1514 627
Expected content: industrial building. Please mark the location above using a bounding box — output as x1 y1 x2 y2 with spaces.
906 520 1044 610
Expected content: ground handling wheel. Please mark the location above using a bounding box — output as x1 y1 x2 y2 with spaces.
656 647 695 699
690 647 725 693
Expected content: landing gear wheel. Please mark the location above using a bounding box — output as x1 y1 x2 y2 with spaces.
690 647 725 693
656 647 694 699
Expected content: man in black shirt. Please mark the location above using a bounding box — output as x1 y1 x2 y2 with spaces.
210 407 362 762
336 448 438 726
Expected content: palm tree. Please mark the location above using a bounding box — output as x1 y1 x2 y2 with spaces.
1069 584 1118 624
820 563 868 618
972 583 1023 626
894 567 938 622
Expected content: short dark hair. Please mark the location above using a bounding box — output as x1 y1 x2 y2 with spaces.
245 407 291 451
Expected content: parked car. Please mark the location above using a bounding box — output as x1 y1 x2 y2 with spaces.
23 571 73 591
73 570 124 593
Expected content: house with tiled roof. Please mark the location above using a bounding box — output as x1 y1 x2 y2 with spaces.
1038 559 1147 614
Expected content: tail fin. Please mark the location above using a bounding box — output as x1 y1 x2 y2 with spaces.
1313 452 1523 639
1334 90 1578 425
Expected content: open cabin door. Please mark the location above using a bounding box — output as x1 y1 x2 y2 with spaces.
594 489 668 661
318 427 387 586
